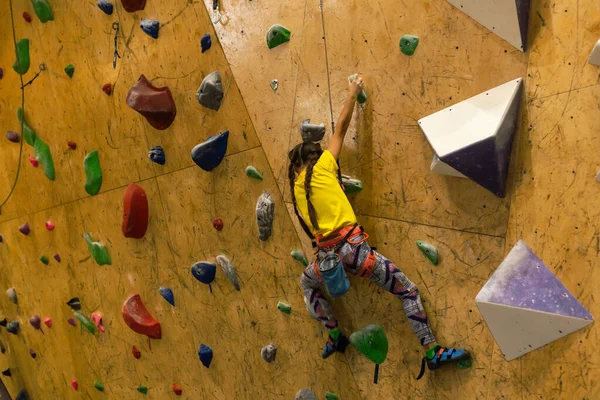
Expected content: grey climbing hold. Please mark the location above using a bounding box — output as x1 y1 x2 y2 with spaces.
216 255 240 291
270 79 278 91
196 71 224 111
6 288 17 304
261 344 277 363
256 191 275 241
300 119 325 143
6 321 19 335
295 388 318 400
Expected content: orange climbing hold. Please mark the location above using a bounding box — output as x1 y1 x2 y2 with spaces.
172 384 182 396
122 183 149 239
122 294 161 339
43 317 52 328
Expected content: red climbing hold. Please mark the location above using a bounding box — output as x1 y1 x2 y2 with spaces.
67 141 77 150
172 384 182 396
131 345 141 359
43 317 52 328
23 12 32 23
122 294 161 339
28 156 39 167
126 75 176 130
45 220 55 231
212 218 223 231
91 313 105 332
122 184 149 239
121 0 146 12
102 83 112 96
71 379 78 390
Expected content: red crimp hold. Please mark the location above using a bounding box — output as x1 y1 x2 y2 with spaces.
102 83 112 96
172 384 182 396
131 345 141 359
212 218 223 231
23 12 32 23
71 379 78 390
67 141 77 150
45 220 55 231
122 294 161 339
43 317 52 328
122 184 149 239
28 156 39 167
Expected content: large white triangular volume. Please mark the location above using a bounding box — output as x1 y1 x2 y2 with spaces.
476 240 593 361
447 0 530 51
589 39 600 66
430 155 466 178
419 78 522 196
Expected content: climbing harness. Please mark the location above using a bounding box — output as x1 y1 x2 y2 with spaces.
416 346 471 380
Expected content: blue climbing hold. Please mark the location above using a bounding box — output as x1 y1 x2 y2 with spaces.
191 131 229 172
201 34 212 53
140 19 159 39
16 389 29 400
148 146 166 165
191 262 216 293
97 0 113 15
159 287 175 306
198 344 213 368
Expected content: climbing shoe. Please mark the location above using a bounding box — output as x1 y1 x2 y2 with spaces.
322 329 349 359
416 345 471 380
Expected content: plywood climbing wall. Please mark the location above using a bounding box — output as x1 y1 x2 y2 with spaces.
0 0 599 399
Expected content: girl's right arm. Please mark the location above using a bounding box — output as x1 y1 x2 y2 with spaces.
328 74 364 160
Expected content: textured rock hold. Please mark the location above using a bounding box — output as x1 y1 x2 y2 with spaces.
140 19 159 39
216 255 240 291
31 0 54 22
94 380 104 392
126 75 176 130
7 288 18 304
198 344 213 368
256 191 275 241
84 232 111 266
261 344 277 363
40 255 49 265
64 64 75 78
291 250 308 267
148 146 166 165
84 150 103 195
5 131 19 143
266 24 291 49
97 0 114 15
13 39 30 75
91 313 104 332
43 317 52 328
245 166 263 180
45 220 55 231
196 71 224 111
172 383 182 395
122 294 162 339
349 324 389 365
6 321 20 335
159 287 175 306
212 218 223 231
277 301 291 314
191 262 216 292
121 0 146 12
349 74 367 104
19 222 30 235
102 83 112 95
300 119 325 143
122 183 149 239
191 130 229 171
416 240 439 265
201 34 212 53
400 34 419 56
23 12 32 23
132 345 141 359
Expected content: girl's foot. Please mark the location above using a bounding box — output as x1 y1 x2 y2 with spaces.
322 328 349 359
416 345 470 379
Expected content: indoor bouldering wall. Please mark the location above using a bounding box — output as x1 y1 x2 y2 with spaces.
1 0 599 399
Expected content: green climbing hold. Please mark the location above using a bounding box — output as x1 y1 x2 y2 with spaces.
12 39 30 75
277 301 291 314
342 175 363 194
266 24 291 49
40 255 49 265
137 385 148 394
84 150 103 195
349 324 388 365
325 392 339 400
17 108 36 146
291 250 308 267
245 166 263 181
64 64 75 78
84 232 111 266
349 74 367 104
93 380 104 392
400 34 419 56
457 358 472 369
31 0 54 23
74 311 96 334
416 240 439 266
17 108 55 180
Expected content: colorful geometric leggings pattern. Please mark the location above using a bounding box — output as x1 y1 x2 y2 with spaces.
300 236 436 346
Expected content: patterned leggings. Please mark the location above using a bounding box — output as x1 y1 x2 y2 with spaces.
300 235 436 346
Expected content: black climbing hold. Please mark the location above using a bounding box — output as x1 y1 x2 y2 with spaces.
0 339 5 354
0 235 3 243
97 0 114 14
6 321 19 335
66 297 81 311
140 19 159 39
2 368 10 377
198 344 213 368
0 318 6 327
196 71 224 111
201 34 212 53
159 287 175 306
191 130 229 172
29 348 36 359
148 146 166 165
191 262 216 293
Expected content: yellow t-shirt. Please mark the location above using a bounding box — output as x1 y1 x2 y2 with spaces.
294 150 357 237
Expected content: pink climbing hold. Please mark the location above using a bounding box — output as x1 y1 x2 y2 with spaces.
19 223 30 235
71 379 78 390
28 156 39 167
67 141 77 150
67 318 76 327
45 220 55 231
91 312 105 332
43 317 52 328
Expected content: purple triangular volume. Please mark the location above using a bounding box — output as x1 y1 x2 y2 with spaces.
477 240 593 320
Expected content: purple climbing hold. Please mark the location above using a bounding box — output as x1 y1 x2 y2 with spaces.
19 222 30 235
53 254 61 262
201 34 212 53
140 19 159 39
6 321 19 335
97 0 114 15
29 348 36 359
67 318 77 327
191 262 216 293
6 131 19 143
198 344 213 368
159 287 175 306
29 315 42 331
191 131 229 171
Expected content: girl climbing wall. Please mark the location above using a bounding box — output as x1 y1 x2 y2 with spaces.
288 75 471 379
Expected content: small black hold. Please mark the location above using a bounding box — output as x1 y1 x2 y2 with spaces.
67 297 81 311
0 318 6 327
2 368 10 377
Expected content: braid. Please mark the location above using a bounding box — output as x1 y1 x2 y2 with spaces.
304 151 321 230
288 159 314 240
288 142 323 236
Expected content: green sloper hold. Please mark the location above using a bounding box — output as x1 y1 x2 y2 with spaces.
325 393 339 400
83 232 111 266
74 311 96 334
84 150 102 195
291 250 308 267
416 240 439 266
349 324 388 365
31 0 54 23
40 255 49 265
17 108 55 180
17 108 36 145
64 64 74 78
400 34 419 56
266 24 291 49
94 380 104 392
137 385 148 394
13 39 30 75
342 175 363 194
245 166 263 181
349 74 367 104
